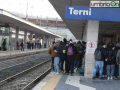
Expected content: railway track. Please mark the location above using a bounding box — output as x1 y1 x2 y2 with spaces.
0 52 47 71
0 59 51 90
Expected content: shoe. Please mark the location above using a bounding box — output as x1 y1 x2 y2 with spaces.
54 72 56 74
61 71 64 73
64 71 66 75
92 77 95 79
67 73 69 75
111 76 113 80
108 76 110 80
71 74 73 76
113 76 117 80
56 72 59 74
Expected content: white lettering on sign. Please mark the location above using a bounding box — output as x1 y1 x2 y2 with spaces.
69 7 91 15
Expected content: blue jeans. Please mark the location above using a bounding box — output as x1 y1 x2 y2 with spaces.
54 57 60 73
93 60 104 78
107 64 115 77
74 59 80 68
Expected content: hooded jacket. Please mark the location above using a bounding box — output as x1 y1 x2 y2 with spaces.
54 45 62 57
106 47 115 65
75 44 81 60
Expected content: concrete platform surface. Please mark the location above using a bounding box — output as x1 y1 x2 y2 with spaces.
33 72 120 90
0 48 48 56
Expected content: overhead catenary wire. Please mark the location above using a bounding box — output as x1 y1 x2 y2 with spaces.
4 0 25 14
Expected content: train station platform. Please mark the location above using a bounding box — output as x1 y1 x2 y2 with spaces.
0 48 48 60
32 72 120 90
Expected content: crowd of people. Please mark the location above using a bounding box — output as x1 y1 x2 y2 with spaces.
16 41 43 51
48 38 120 80
48 38 86 76
93 42 120 80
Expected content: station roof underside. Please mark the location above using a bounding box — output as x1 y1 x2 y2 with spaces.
49 0 120 40
0 9 61 38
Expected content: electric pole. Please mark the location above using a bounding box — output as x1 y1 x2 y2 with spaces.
26 3 28 20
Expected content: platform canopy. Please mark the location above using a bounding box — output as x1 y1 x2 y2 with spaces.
0 9 62 38
49 0 120 40
49 0 90 40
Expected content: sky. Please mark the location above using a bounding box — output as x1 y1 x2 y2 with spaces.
0 0 61 19
0 0 76 39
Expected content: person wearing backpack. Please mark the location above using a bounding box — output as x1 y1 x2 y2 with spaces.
105 42 116 80
61 38 68 74
93 42 107 79
66 40 77 76
54 40 62 74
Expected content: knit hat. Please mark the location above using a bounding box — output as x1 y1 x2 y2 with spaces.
69 41 73 44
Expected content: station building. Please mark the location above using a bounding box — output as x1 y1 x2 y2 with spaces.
49 0 120 78
0 9 61 51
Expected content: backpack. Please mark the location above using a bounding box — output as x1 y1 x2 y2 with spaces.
94 49 101 60
105 51 113 62
67 46 74 55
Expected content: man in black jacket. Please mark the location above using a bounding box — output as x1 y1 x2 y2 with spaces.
61 38 68 74
106 42 116 80
66 40 77 76
93 42 107 79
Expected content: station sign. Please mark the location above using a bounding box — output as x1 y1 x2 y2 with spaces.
38 37 43 39
65 6 120 22
29 37 33 40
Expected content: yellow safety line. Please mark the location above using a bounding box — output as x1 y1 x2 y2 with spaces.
42 73 62 90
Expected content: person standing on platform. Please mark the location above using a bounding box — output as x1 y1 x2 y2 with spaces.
48 41 55 72
66 40 77 76
21 40 24 51
74 41 82 72
2 39 6 51
61 38 68 74
54 40 61 74
93 42 107 79
105 42 116 80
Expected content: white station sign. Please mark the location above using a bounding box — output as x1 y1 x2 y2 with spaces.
87 41 96 53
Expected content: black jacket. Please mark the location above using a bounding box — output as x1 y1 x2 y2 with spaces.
66 43 77 59
94 46 107 61
54 45 62 57
61 43 68 58
106 47 116 65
